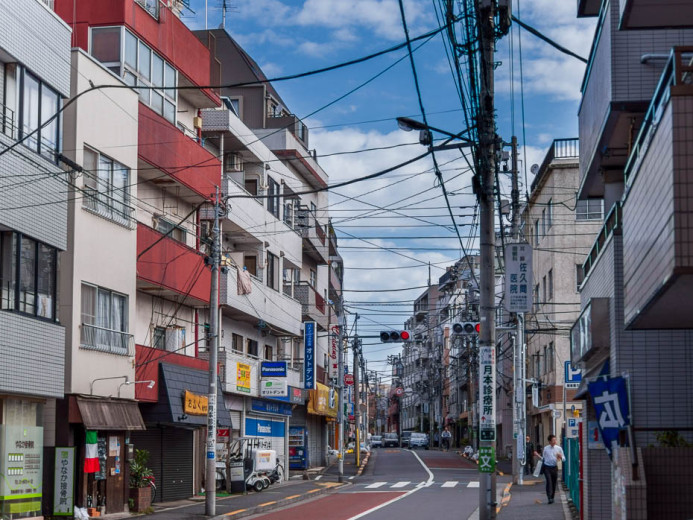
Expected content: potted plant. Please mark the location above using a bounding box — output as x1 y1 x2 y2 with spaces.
129 449 155 512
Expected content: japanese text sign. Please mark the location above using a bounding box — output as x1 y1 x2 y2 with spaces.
504 243 533 313
53 447 74 516
479 346 496 441
184 390 208 415
236 363 251 393
304 322 316 389
588 376 630 458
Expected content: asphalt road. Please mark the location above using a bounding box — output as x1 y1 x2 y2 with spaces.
248 449 483 520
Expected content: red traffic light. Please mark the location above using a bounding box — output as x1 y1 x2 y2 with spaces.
400 330 410 340
475 323 481 334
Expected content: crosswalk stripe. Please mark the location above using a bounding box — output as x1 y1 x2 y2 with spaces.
467 481 480 488
442 481 458 488
365 482 388 489
391 481 410 488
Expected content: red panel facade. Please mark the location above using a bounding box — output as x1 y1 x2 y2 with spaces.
135 344 209 402
136 222 211 304
54 0 219 104
138 105 221 198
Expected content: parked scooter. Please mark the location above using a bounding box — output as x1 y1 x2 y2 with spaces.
463 445 479 462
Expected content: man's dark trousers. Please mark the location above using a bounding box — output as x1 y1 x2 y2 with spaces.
544 464 558 500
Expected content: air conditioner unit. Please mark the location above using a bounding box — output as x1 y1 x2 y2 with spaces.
165 326 186 352
225 153 243 172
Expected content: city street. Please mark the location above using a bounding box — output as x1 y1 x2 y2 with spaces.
246 449 487 520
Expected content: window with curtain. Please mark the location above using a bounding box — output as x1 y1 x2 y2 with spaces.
83 147 131 226
81 283 129 353
232 333 243 352
17 68 60 160
0 232 57 320
266 252 278 291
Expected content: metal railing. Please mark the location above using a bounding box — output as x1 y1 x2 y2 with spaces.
82 189 136 229
1 102 17 139
80 323 134 356
582 201 621 279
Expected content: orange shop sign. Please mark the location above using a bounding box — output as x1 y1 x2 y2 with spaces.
184 390 208 415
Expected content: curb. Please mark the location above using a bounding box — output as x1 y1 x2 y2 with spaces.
496 482 512 514
355 452 371 476
212 481 350 519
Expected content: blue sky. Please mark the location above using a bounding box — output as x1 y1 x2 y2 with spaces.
183 0 597 382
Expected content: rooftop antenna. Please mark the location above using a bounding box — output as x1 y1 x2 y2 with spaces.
220 0 227 30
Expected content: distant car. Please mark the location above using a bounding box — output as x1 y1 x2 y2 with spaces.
409 433 429 449
401 431 413 448
371 435 383 448
382 433 399 448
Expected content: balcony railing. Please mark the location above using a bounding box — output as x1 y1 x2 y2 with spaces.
531 138 580 191
582 202 622 279
80 323 134 356
625 47 693 187
82 189 136 229
1 102 16 139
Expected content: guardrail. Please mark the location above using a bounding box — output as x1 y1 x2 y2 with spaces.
582 202 621 279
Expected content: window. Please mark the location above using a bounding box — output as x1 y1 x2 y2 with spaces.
310 269 317 287
135 0 159 19
232 333 243 353
542 276 547 304
0 232 57 320
155 218 186 243
90 27 177 124
576 264 585 291
535 353 541 379
576 199 604 221
82 147 131 225
153 326 166 349
266 252 278 291
533 284 540 310
81 283 129 354
548 342 554 373
284 199 294 227
548 269 553 301
541 208 546 237
266 177 280 219
246 338 258 357
534 220 539 246
547 199 553 230
264 344 273 360
245 178 258 196
244 255 257 277
543 346 548 375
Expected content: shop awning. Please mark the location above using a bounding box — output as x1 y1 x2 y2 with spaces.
307 382 338 418
76 396 146 431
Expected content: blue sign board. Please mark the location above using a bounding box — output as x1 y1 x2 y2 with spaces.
304 321 315 389
565 361 582 384
261 361 287 378
245 418 285 437
251 398 292 416
587 376 630 458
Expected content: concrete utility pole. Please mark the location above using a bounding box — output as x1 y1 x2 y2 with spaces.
353 335 361 468
337 317 345 482
205 186 221 516
478 0 497 516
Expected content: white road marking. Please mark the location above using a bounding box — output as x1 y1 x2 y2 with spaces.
314 475 322 480
442 481 459 488
349 476 355 480
467 481 480 488
390 481 410 488
365 482 387 489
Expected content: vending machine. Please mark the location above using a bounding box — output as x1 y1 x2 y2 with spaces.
288 426 309 470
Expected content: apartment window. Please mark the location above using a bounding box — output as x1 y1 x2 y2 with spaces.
153 326 166 349
534 220 539 246
90 27 177 124
3 65 61 160
576 199 604 221
244 255 257 277
82 147 131 225
155 218 186 243
245 178 258 196
0 232 57 320
135 0 159 18
266 252 278 291
264 345 273 361
576 264 585 291
247 338 259 357
548 342 554 373
542 276 547 304
81 283 129 354
543 346 548 375
283 199 294 227
232 333 243 353
266 177 280 218
547 199 553 229
548 269 553 301
541 208 546 237
310 269 317 287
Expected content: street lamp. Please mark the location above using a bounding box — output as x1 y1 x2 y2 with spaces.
118 380 155 398
90 375 128 395
396 117 474 149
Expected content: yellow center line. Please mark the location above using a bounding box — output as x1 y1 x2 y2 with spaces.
259 501 276 507
284 494 302 500
224 509 247 516
307 489 321 494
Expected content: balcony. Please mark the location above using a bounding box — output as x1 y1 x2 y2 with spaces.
570 298 610 364
293 282 328 330
577 2 683 198
136 222 211 305
622 47 693 329
220 268 302 336
82 189 136 229
582 202 621 280
138 105 220 201
80 323 134 356
54 0 220 107
297 209 329 264
619 0 693 29
266 113 309 149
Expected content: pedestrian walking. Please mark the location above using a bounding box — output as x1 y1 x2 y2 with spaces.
433 431 440 448
524 435 535 475
441 426 452 451
534 434 564 504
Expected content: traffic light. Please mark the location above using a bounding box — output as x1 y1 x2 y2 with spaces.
451 322 480 335
380 330 412 343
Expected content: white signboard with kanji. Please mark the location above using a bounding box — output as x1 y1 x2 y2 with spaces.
479 346 496 441
504 243 533 313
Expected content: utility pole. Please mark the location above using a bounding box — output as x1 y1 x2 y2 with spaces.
205 186 221 516
353 335 361 468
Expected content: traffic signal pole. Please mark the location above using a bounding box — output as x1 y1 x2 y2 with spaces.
478 0 497 517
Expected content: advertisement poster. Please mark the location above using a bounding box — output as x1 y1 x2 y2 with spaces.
237 363 251 393
0 425 44 513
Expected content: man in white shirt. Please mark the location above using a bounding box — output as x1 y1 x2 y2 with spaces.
536 434 564 504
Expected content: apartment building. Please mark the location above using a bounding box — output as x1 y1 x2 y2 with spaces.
522 138 600 453
0 1 71 517
573 1 693 517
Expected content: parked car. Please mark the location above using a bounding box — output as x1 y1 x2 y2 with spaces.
382 433 399 448
409 433 429 449
370 435 383 448
400 431 413 448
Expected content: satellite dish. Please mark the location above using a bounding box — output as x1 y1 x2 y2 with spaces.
530 164 539 175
